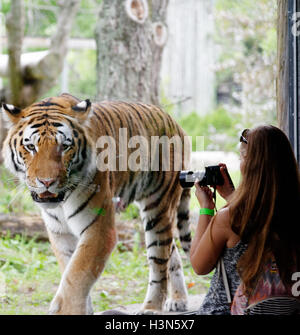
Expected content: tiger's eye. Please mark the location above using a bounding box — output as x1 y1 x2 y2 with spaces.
26 144 35 151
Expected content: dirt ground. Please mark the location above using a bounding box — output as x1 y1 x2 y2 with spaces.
96 294 205 315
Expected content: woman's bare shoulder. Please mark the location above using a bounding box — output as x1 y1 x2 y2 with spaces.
215 207 230 225
215 206 240 247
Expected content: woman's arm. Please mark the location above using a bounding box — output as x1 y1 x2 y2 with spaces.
190 184 231 275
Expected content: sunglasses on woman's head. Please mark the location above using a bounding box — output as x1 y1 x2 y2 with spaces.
240 129 249 144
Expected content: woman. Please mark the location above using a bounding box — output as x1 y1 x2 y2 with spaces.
191 125 300 315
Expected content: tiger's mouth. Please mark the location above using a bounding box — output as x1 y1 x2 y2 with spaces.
31 191 65 203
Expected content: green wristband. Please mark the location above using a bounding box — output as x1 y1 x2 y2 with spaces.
199 208 215 216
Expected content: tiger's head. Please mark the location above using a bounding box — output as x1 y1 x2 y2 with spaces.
1 93 96 208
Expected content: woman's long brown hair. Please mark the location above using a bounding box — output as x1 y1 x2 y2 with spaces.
229 125 300 297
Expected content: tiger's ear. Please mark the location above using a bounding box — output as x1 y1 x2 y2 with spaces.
1 103 22 126
71 99 92 118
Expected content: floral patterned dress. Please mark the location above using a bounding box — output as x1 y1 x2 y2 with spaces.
197 241 247 315
231 257 300 315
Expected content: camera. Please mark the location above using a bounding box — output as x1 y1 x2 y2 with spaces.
179 165 231 188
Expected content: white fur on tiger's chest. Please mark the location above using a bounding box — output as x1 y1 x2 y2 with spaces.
41 205 70 235
41 183 99 238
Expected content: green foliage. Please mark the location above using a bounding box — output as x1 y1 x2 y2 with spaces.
259 27 277 56
41 50 97 100
214 0 277 127
215 0 270 16
0 234 210 314
120 203 140 221
0 234 59 314
177 107 242 152
67 49 97 98
0 166 37 214
72 0 103 39
1 1 102 38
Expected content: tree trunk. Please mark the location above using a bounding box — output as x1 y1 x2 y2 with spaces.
5 0 25 106
95 0 169 105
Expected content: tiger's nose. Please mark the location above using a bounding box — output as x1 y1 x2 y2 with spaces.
37 178 56 188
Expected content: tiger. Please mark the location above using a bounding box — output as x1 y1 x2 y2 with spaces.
1 93 192 315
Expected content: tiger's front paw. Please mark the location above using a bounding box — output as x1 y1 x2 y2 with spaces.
136 309 161 315
49 294 63 315
164 298 188 312
49 293 90 315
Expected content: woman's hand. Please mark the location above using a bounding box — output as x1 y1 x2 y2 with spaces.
195 183 215 209
216 163 235 201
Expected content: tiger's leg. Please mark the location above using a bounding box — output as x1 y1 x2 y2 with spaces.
165 188 191 311
47 229 78 273
46 229 93 315
140 210 172 312
138 188 185 313
165 241 188 311
48 205 117 315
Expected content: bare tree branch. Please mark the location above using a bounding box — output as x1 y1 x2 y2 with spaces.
5 0 25 106
50 0 81 54
24 0 81 99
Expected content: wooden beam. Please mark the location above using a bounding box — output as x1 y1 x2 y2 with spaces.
277 0 289 134
0 37 96 50
0 51 48 77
